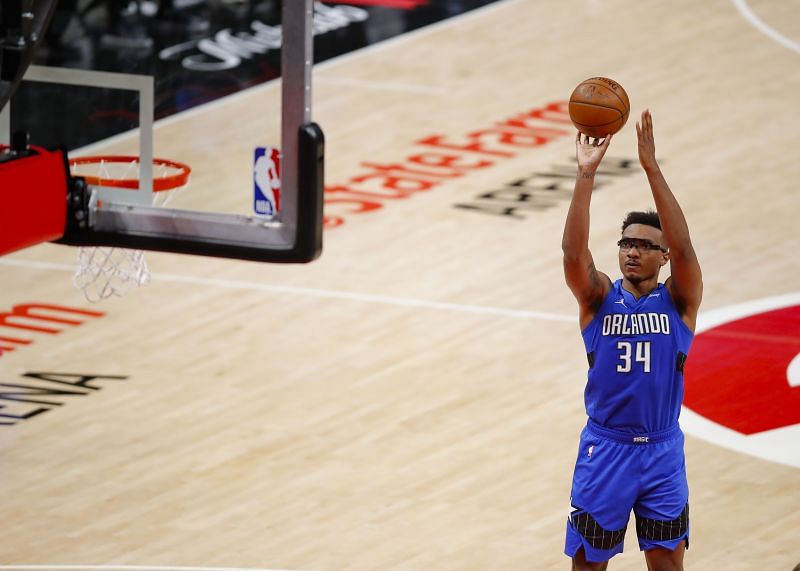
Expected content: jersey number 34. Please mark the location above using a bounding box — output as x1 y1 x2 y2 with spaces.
616 341 651 373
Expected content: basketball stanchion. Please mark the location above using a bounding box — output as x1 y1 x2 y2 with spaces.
68 156 191 302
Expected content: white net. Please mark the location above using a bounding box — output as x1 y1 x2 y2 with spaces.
70 156 189 303
74 247 151 302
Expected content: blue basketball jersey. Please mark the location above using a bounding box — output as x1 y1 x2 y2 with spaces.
581 280 694 433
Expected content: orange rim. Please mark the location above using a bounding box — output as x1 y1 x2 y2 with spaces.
69 155 191 191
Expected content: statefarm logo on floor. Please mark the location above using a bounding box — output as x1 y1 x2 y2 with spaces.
323 101 574 229
682 293 800 468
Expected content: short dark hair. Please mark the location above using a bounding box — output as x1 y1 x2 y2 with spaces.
622 210 661 233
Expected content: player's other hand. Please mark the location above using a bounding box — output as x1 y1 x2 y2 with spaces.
576 132 612 173
636 109 659 173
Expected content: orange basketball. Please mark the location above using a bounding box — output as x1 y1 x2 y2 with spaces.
568 77 630 138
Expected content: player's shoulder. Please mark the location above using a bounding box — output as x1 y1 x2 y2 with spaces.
588 274 615 309
579 277 616 330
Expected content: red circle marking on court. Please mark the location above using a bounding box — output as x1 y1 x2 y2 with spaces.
685 304 800 435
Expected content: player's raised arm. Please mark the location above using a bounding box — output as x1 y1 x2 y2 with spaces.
636 110 703 330
562 133 613 327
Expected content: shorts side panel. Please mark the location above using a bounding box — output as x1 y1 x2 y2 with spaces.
633 432 690 551
565 517 627 563
564 427 639 562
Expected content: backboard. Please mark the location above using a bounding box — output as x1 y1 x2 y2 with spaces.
0 0 324 263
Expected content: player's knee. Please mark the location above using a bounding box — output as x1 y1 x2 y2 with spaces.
572 561 608 571
644 542 685 571
572 547 608 571
644 553 683 571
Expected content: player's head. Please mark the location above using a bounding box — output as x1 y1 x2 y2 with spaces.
618 210 669 283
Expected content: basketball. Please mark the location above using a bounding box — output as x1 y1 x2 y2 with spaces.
568 77 630 138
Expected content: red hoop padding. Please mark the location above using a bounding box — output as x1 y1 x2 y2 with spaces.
0 145 68 255
69 155 191 191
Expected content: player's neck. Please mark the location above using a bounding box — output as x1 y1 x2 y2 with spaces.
621 277 659 300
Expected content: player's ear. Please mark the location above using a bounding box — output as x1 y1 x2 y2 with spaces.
661 251 670 267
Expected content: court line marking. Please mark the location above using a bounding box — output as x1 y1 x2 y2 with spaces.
0 566 302 571
731 0 800 55
788 353 800 388
0 257 575 323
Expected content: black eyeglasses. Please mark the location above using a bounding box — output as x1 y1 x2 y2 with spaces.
617 238 668 253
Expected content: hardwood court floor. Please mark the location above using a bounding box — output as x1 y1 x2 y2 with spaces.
2 0 799 569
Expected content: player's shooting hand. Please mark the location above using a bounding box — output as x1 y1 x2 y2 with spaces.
636 109 659 173
576 132 612 173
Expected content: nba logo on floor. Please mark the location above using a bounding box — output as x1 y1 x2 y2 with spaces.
253 146 281 217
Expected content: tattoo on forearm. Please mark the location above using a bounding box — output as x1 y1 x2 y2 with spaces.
581 171 595 179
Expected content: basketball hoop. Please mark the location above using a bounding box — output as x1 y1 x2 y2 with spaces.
69 155 191 302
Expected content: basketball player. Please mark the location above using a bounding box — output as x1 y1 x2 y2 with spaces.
561 110 703 570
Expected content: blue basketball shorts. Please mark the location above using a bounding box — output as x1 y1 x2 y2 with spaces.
564 420 690 563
